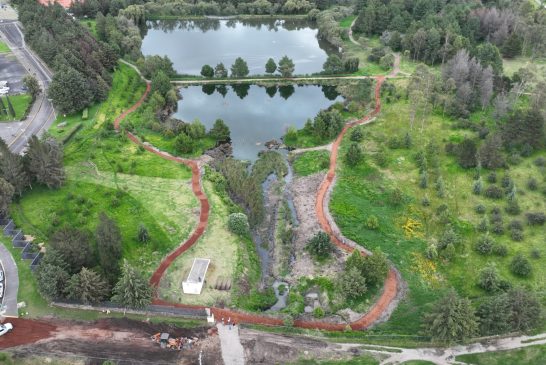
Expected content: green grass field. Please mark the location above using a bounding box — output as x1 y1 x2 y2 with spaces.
0 40 10 53
328 79 546 335
291 150 330 176
456 344 546 364
339 15 356 29
0 94 31 122
79 19 97 37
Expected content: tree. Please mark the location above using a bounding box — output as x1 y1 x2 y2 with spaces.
477 294 512 335
510 254 531 277
214 63 228 78
200 64 214 78
66 268 109 304
26 136 65 189
96 212 122 282
345 142 363 167
174 132 194 154
338 266 367 300
48 65 93 114
424 289 478 343
209 119 230 142
111 260 153 309
343 57 359 73
230 57 249 78
23 75 41 100
476 43 503 74
0 151 29 195
50 227 94 274
265 58 277 74
5 96 15 118
138 55 176 79
187 120 206 139
323 54 343 74
478 264 501 292
35 263 70 300
380 53 395 70
278 56 295 78
306 231 333 259
457 139 477 168
0 178 14 216
362 249 389 287
137 224 150 243
227 213 249 236
506 288 541 332
479 134 505 169
151 70 171 98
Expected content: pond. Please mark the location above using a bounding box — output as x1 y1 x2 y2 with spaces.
174 84 343 160
142 19 337 76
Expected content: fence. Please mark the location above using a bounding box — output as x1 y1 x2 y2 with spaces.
0 214 42 271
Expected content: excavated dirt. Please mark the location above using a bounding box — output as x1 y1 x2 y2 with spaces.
287 172 348 281
3 318 222 365
240 328 372 364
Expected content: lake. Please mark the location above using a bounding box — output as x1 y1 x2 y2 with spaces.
142 19 337 76
174 84 343 160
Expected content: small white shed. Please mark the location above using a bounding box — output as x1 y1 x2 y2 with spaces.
182 258 210 295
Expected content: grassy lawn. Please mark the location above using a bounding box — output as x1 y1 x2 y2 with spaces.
339 15 356 29
456 344 546 365
290 354 379 364
291 150 330 176
79 19 97 37
329 80 546 335
502 56 546 78
11 63 201 277
0 94 32 122
0 40 10 53
159 181 239 306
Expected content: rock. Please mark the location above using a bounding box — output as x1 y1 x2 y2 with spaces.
304 306 313 313
57 122 67 128
313 300 320 309
306 292 319 299
265 139 281 149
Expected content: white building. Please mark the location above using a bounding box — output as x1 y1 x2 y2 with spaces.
182 258 210 295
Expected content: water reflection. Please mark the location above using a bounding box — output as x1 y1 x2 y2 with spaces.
175 84 342 160
142 19 338 75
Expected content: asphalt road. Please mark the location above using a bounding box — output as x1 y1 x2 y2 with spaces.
0 242 18 318
0 20 55 154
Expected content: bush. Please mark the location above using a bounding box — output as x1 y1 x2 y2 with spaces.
475 235 494 255
527 177 538 191
510 229 524 241
505 199 521 215
475 204 486 214
493 244 508 256
365 215 379 230
487 172 497 183
477 218 488 233
492 222 505 235
421 196 430 207
526 212 546 226
530 248 541 259
350 129 363 142
227 213 250 236
510 254 532 277
313 307 325 318
306 232 333 260
338 266 367 300
533 157 546 167
137 224 150 243
345 142 363 167
478 264 501 292
473 179 483 195
389 188 404 206
484 185 503 199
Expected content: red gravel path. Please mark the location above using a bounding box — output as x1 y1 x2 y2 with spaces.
115 75 399 331
0 318 56 349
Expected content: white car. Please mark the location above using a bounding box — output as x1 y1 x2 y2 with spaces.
0 270 3 280
0 282 3 298
0 323 13 336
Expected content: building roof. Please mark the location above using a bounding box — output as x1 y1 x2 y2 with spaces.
185 258 210 284
38 0 74 9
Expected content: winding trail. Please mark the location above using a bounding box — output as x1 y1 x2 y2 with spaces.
113 63 401 331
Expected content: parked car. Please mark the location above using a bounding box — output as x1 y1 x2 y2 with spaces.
0 270 3 281
0 282 4 298
0 323 13 337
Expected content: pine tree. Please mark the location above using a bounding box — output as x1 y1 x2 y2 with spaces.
265 58 277 74
345 142 363 167
111 260 153 309
0 178 14 216
26 136 65 189
0 151 29 195
67 268 110 304
230 57 249 78
278 55 295 78
96 212 122 282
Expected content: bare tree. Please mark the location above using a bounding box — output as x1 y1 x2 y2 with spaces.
479 66 494 110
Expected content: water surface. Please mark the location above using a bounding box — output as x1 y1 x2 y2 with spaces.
174 84 342 160
142 19 337 75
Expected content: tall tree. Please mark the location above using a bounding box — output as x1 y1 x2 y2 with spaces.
424 289 478 343
230 57 249 78
200 64 214 78
278 56 295 78
23 75 41 100
214 63 228 78
111 260 153 309
0 151 29 195
26 136 65 189
265 58 277 74
66 268 109 304
47 65 93 114
50 227 94 274
96 212 122 282
0 178 14 216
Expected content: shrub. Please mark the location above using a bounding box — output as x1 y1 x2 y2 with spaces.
365 215 379 230
419 171 428 189
435 176 446 198
475 204 486 214
508 220 523 231
505 199 521 215
345 142 363 167
527 177 538 191
350 129 363 142
475 235 494 255
338 266 367 300
487 172 497 183
425 244 438 260
441 243 456 260
306 232 333 260
478 264 501 292
526 212 546 226
227 213 250 236
472 179 483 195
492 222 505 235
510 254 532 277
493 244 508 256
421 196 430 207
389 188 404 206
530 249 541 259
438 226 460 250
484 185 503 199
501 174 513 189
137 224 150 243
313 307 325 318
477 219 488 233
533 157 546 167
510 229 524 241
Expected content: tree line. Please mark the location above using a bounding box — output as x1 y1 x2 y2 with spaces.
15 0 119 114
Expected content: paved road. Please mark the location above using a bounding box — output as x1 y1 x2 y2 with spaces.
0 243 19 318
0 20 55 154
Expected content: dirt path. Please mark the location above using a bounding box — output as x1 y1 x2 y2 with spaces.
217 322 245 365
348 17 360 46
290 143 333 155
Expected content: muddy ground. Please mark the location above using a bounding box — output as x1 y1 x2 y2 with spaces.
3 318 222 365
240 327 381 364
